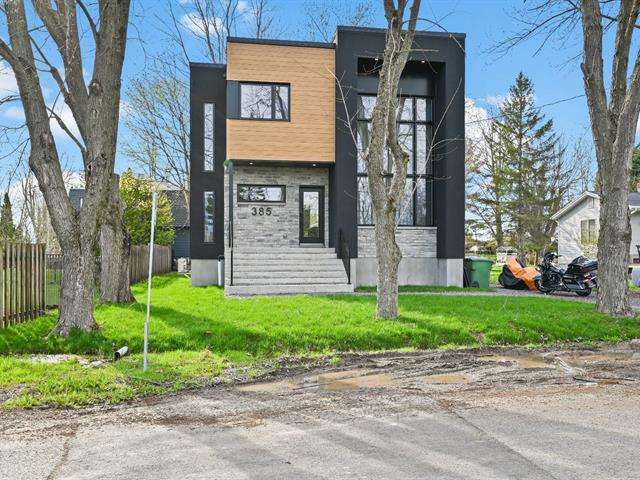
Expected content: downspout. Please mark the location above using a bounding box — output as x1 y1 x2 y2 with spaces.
227 160 234 286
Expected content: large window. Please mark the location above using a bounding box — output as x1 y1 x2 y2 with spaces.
203 103 215 171
237 185 286 203
357 95 433 226
240 83 290 120
581 219 597 244
204 192 215 243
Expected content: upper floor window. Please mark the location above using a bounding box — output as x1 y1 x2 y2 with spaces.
240 83 290 120
203 103 215 171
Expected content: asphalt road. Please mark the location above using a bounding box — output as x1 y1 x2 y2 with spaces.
3 345 640 479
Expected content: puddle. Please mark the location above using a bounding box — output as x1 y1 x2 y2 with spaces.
315 370 396 391
481 355 553 369
422 373 470 384
559 352 638 367
238 380 296 392
238 370 396 393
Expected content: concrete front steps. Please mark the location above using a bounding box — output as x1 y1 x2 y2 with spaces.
225 247 354 296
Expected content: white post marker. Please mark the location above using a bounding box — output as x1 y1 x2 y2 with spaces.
143 191 158 373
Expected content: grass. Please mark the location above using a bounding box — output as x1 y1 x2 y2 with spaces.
490 263 503 284
1 274 639 409
355 285 493 293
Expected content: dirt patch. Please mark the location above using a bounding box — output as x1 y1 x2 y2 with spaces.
2 342 640 434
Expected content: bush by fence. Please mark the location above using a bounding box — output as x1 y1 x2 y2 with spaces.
0 243 47 328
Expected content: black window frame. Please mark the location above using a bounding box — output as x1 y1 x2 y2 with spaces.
239 82 291 121
237 184 287 203
356 94 435 227
203 191 215 244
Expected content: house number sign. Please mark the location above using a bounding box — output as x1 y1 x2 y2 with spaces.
251 207 272 216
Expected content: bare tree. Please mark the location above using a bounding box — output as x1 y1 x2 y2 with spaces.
499 1 640 316
100 174 134 303
360 0 421 319
124 57 190 220
302 0 374 42
247 0 278 39
0 0 131 334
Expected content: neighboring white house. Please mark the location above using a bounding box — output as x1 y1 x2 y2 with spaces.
551 190 640 263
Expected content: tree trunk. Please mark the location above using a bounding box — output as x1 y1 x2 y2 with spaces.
100 175 134 303
53 243 98 336
596 143 632 316
375 211 402 319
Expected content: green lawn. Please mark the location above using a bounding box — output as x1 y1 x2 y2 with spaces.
355 285 493 293
1 274 638 409
490 263 503 284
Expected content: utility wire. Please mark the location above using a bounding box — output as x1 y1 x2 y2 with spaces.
465 94 586 125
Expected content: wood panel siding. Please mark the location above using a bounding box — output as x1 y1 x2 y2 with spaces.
227 42 335 163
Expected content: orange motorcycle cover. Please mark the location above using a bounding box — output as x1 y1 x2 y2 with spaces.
505 256 538 290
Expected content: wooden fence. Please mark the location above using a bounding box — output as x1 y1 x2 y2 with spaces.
0 243 46 328
129 245 172 284
44 245 173 309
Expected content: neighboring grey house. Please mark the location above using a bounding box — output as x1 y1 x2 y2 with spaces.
163 190 190 259
69 188 190 260
551 190 640 263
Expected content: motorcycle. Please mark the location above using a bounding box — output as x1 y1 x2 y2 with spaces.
535 252 598 297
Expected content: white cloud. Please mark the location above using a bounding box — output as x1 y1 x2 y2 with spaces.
237 0 248 13
48 102 80 141
180 12 223 35
465 97 490 146
480 94 505 108
1 100 81 143
0 61 18 96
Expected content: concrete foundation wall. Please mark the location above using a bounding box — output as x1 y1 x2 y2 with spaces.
355 257 463 287
357 226 437 258
191 259 222 287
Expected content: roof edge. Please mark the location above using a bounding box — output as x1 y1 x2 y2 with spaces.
336 25 466 39
189 62 226 69
227 37 335 49
551 191 599 221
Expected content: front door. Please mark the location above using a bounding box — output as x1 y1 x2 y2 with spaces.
299 186 324 244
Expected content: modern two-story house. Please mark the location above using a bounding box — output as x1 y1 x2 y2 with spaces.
190 26 465 295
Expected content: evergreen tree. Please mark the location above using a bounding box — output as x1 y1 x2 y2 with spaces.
0 192 19 242
494 73 571 261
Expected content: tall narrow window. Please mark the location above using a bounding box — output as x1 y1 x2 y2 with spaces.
203 103 215 171
204 191 215 243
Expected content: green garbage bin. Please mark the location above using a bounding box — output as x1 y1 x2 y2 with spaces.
464 257 494 289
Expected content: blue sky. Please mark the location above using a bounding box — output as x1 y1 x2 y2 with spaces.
0 0 603 190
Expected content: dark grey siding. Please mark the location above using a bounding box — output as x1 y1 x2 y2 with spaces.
172 227 191 258
333 27 466 259
190 63 226 260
